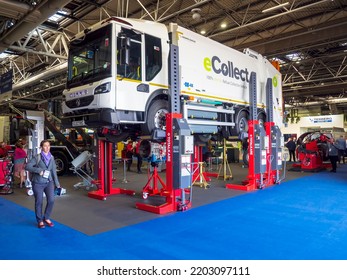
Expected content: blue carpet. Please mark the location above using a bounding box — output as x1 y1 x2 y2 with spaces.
1 166 347 260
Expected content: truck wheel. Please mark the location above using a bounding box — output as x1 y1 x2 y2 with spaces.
96 128 129 143
105 132 129 143
236 110 249 136
195 134 211 143
52 151 68 176
144 99 169 135
138 139 151 158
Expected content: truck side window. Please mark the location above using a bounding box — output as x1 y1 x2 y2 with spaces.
145 34 162 81
127 57 141 80
116 28 142 81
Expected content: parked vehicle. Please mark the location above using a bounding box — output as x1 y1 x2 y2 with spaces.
62 17 283 141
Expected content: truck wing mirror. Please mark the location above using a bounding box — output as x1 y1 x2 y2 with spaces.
120 37 130 65
121 36 131 48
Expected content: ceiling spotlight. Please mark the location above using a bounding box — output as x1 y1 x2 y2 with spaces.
191 8 201 20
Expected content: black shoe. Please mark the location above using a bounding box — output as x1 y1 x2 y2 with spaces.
137 170 142 174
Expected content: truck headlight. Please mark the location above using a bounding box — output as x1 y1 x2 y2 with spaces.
94 82 111 94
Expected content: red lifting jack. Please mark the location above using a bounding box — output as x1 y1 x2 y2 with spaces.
141 162 167 199
136 113 193 214
88 139 135 200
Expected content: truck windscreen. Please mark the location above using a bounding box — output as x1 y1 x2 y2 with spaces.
67 25 112 88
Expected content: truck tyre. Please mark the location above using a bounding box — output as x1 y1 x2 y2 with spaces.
51 151 68 176
236 110 249 136
195 134 212 143
96 128 129 143
145 99 169 135
105 132 129 143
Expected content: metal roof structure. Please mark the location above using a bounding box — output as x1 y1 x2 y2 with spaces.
0 0 346 118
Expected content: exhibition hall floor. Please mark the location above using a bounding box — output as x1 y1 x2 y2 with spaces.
1 161 346 260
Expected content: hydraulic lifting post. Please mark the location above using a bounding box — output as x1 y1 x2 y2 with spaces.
136 42 194 214
265 78 283 185
226 72 267 191
226 74 283 191
136 113 194 213
88 138 135 200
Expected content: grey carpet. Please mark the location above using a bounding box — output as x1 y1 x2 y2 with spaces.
3 161 312 235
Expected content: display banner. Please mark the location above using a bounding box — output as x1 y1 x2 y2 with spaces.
0 69 13 102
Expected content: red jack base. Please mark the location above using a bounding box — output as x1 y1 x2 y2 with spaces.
136 190 176 214
290 162 331 172
226 174 276 191
203 172 219 178
88 188 135 200
136 189 191 214
136 201 176 214
226 174 265 191
226 182 256 191
136 200 192 214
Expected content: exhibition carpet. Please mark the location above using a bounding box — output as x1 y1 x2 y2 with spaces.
1 166 347 260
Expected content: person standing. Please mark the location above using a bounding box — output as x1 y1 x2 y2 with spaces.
25 140 61 229
0 141 10 158
13 141 27 188
285 137 297 162
69 129 78 143
134 139 143 174
125 140 134 171
336 135 346 164
327 138 341 173
293 137 297 146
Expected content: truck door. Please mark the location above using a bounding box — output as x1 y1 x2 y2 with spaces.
116 27 147 112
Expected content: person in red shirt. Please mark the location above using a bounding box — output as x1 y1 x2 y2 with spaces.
134 140 143 173
0 141 11 158
125 140 134 171
14 141 27 188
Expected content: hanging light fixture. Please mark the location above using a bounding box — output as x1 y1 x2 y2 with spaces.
191 8 201 20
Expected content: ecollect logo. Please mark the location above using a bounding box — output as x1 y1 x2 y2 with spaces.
204 56 250 83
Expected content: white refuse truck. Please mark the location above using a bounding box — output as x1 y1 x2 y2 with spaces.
62 17 283 141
